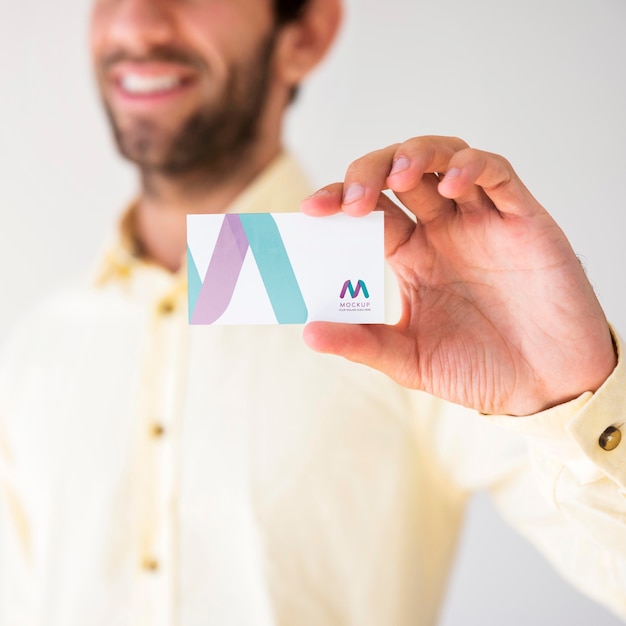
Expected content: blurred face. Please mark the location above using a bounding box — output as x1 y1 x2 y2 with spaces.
91 0 278 176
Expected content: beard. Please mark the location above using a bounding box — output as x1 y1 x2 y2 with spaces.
101 33 277 178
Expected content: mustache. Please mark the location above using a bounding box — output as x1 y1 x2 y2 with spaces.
100 45 206 72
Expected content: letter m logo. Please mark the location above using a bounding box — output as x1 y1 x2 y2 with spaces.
340 280 369 299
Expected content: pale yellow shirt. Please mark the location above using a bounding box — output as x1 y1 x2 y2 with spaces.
1 154 625 625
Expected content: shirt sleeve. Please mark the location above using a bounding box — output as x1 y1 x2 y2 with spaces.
483 326 626 618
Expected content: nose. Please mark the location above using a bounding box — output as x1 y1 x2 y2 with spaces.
100 0 175 56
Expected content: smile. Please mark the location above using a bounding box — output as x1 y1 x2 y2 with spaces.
119 74 184 96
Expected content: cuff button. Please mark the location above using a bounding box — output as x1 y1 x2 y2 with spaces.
599 426 621 451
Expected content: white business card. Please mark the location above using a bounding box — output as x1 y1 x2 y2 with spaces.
187 212 384 325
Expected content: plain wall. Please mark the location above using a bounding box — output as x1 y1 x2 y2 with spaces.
1 0 625 624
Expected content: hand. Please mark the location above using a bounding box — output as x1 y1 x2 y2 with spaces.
301 136 616 416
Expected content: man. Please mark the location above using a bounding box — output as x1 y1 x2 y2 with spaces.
0 1 625 625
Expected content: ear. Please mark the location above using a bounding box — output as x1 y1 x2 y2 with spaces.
273 0 343 87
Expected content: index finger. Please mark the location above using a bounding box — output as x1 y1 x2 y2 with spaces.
301 145 399 218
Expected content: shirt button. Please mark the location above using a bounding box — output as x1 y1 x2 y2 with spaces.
157 297 176 315
142 557 160 572
599 426 621 451
150 422 165 438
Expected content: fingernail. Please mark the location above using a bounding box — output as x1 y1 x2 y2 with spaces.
342 184 365 205
389 156 410 176
442 168 462 182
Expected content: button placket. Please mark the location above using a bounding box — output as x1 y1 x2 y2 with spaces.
149 286 187 626
133 285 186 626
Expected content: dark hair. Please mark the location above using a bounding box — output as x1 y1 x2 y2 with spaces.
275 0 310 24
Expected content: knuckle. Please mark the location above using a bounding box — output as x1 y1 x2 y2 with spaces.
346 144 399 178
448 136 471 150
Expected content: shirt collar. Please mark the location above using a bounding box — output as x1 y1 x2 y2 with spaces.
93 152 312 288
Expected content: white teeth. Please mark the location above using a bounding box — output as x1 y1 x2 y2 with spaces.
120 74 181 95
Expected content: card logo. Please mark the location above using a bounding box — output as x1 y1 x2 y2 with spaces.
339 279 371 312
339 280 370 299
188 214 308 324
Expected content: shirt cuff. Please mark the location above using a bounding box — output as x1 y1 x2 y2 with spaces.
485 326 626 489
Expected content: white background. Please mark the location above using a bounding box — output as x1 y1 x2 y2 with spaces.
1 0 625 624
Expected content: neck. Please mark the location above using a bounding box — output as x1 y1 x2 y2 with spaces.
134 140 281 273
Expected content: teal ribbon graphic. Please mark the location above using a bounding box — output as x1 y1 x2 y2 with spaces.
190 214 308 324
